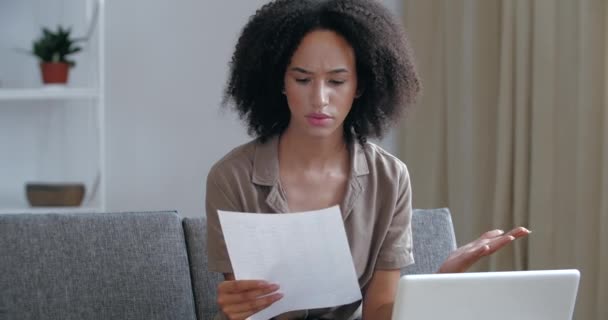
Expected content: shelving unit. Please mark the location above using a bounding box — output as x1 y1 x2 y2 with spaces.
0 0 105 214
0 88 99 100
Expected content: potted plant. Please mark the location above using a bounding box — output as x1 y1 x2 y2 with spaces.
30 26 82 84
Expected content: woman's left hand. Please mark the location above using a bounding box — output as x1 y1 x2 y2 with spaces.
438 227 531 273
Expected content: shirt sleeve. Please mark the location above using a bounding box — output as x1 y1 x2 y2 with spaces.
205 167 238 274
375 164 414 270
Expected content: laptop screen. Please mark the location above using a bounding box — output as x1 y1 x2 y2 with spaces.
392 269 580 320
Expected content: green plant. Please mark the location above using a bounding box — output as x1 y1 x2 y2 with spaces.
31 26 82 67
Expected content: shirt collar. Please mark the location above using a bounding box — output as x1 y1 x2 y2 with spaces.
252 135 370 187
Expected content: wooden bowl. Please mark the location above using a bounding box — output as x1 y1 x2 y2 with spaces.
26 183 85 207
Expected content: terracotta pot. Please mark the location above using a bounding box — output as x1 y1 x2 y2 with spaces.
40 62 70 84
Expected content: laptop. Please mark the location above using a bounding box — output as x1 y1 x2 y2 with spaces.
392 269 580 320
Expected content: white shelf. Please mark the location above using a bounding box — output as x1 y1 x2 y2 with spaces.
0 206 103 215
0 88 99 101
0 0 106 213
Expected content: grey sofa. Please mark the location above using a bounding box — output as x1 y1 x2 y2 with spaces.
0 208 456 320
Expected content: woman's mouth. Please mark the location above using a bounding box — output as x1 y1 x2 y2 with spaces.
306 113 333 126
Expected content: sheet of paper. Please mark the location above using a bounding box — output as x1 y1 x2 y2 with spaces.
218 206 362 320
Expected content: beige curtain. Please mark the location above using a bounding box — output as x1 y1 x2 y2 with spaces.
399 1 607 319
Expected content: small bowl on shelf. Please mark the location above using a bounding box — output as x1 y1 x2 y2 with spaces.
25 183 85 207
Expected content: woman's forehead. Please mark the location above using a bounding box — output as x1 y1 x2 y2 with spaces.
288 30 356 72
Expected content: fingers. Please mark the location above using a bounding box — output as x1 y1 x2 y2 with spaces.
219 283 280 305
231 311 256 320
482 236 514 256
218 280 269 294
482 227 530 255
217 280 283 320
475 244 491 256
223 292 283 314
480 227 531 240
468 227 530 256
481 226 530 254
505 226 531 239
441 227 531 273
479 229 504 239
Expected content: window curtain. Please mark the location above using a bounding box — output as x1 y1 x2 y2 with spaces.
399 1 607 319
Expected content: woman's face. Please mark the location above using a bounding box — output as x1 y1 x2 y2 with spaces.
283 29 358 140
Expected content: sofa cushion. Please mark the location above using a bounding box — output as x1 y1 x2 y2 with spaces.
182 217 222 320
0 211 197 320
402 208 457 275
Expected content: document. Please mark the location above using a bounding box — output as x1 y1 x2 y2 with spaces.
218 206 362 320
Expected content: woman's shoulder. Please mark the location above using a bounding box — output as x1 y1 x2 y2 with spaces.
207 138 260 183
360 141 410 181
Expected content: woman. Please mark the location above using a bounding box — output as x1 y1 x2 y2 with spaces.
206 1 530 319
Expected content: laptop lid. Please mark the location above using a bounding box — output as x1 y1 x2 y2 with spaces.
392 269 580 320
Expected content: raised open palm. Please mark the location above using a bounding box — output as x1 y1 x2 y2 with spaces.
438 227 531 273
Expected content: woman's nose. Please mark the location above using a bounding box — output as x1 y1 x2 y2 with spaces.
312 82 330 108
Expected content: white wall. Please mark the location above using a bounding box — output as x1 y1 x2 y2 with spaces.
105 0 402 217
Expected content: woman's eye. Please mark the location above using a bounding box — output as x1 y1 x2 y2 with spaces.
329 80 345 85
295 78 311 84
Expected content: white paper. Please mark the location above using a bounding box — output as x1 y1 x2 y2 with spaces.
218 206 362 320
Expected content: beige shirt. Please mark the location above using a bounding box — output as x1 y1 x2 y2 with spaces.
206 136 414 320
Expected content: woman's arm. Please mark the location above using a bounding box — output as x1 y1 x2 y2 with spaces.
361 227 530 320
361 269 401 320
206 169 283 319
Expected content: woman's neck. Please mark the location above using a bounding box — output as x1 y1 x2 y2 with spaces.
278 128 348 171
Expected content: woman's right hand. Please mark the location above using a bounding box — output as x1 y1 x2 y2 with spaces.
217 279 283 320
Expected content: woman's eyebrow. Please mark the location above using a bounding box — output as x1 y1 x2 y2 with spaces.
290 67 350 74
290 67 313 74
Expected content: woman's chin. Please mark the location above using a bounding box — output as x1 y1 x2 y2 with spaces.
304 127 343 140
284 126 338 140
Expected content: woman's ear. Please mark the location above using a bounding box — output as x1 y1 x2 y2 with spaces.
355 81 364 98
355 87 363 98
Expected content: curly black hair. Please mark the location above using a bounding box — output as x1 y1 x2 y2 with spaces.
223 0 420 144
